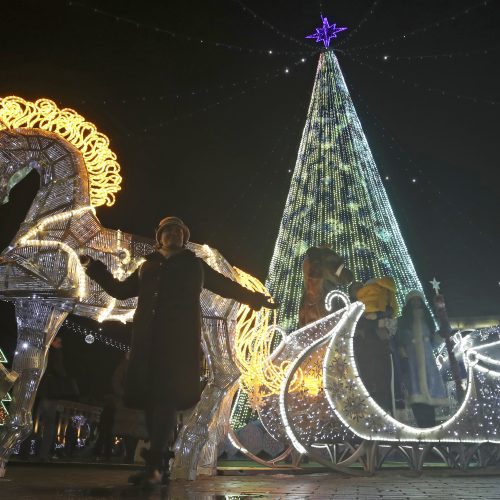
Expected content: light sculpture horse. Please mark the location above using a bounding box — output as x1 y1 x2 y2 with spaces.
0 97 265 479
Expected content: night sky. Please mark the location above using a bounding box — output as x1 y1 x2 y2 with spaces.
1 0 499 395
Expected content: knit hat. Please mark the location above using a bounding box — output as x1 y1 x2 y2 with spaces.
405 289 426 304
155 216 190 245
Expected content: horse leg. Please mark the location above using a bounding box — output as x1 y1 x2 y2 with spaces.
172 318 239 480
0 300 68 476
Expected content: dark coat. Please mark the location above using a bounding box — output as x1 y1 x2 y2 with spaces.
85 249 265 411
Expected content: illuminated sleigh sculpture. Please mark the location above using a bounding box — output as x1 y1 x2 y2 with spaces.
0 96 268 479
252 291 500 474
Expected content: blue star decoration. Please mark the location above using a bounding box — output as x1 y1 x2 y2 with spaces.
306 16 348 49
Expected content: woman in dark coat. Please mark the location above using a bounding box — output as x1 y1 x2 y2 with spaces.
81 216 274 485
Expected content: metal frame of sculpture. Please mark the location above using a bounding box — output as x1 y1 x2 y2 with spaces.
0 100 269 479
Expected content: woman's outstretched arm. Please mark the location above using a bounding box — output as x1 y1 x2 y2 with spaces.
81 256 140 300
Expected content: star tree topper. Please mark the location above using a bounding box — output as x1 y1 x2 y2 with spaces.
306 16 348 48
430 277 441 295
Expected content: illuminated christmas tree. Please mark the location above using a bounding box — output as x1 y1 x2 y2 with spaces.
231 20 424 432
266 49 424 331
0 349 12 425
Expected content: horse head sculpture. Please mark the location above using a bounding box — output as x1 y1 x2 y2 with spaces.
0 97 267 479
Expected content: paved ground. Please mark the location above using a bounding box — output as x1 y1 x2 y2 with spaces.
1 464 500 499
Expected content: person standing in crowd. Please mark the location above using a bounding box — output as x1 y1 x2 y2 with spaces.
80 216 276 487
395 290 448 427
36 336 79 460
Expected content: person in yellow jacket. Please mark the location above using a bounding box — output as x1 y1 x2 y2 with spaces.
356 276 399 319
353 277 398 414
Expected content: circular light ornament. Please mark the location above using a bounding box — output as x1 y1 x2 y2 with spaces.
85 334 95 344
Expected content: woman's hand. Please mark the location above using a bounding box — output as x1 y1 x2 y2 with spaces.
252 293 278 310
79 254 93 268
262 296 278 309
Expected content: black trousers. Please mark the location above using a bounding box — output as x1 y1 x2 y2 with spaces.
145 403 176 459
354 320 393 415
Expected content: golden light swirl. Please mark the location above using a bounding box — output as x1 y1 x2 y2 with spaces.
0 96 121 207
233 267 304 408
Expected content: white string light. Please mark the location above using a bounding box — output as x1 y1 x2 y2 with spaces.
346 0 493 53
346 54 498 106
266 51 424 332
231 0 313 50
337 0 380 47
64 320 130 352
350 46 500 62
67 0 313 57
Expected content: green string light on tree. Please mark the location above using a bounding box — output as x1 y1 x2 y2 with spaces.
266 50 424 332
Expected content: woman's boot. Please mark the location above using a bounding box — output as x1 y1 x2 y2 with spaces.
142 450 163 488
161 450 174 484
128 447 149 485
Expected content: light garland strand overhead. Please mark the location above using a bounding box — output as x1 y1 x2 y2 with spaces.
337 0 379 47
349 46 500 62
77 55 312 108
347 54 498 106
346 0 492 53
136 56 310 134
64 319 130 352
230 0 312 49
0 96 122 207
67 0 313 57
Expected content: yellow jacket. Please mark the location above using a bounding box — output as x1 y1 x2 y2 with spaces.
356 277 399 318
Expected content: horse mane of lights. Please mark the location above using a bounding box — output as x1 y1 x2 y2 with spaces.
0 96 121 207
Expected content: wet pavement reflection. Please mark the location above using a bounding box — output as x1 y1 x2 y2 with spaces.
2 464 500 499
